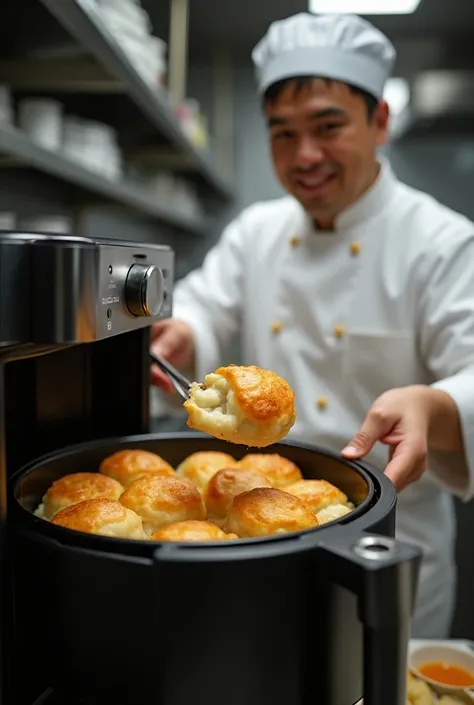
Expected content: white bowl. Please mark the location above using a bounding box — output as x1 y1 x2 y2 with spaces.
410 643 474 700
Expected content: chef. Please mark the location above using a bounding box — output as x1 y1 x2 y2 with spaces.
151 12 474 638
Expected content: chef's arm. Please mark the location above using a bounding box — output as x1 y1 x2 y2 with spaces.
419 231 474 498
426 387 464 453
343 232 474 494
170 210 250 380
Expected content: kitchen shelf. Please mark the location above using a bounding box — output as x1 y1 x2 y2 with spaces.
0 125 208 235
39 0 234 202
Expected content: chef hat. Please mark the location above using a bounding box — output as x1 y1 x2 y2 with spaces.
252 12 396 99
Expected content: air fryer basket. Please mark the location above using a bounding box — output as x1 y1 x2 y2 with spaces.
11 433 422 705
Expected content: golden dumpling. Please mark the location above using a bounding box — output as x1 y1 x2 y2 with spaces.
225 487 318 538
175 451 235 492
99 449 175 488
151 520 237 542
235 453 302 488
119 474 206 536
41 472 124 520
184 365 296 447
51 498 147 540
205 467 272 526
285 479 349 513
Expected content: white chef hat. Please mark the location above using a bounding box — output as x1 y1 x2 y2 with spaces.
252 12 396 99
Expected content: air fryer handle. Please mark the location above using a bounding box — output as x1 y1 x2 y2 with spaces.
320 531 422 705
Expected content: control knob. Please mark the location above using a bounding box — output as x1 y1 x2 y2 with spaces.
125 264 164 317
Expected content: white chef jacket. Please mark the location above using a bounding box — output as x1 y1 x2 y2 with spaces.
172 160 474 638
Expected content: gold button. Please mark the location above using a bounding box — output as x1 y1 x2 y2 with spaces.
271 320 284 334
334 324 345 339
316 396 328 410
289 235 301 247
350 241 361 256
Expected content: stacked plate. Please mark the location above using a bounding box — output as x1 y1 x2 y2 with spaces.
96 0 167 87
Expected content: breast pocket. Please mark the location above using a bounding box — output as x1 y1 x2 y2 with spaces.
344 332 418 405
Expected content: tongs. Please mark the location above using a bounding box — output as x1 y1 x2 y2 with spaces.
149 352 192 402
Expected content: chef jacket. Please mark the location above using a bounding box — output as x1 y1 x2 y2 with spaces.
172 159 474 638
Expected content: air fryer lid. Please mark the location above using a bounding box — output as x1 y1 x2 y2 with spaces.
11 433 421 705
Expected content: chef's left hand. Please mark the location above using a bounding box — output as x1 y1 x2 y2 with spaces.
341 385 437 492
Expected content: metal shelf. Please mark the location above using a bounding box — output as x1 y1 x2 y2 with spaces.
40 0 234 202
0 125 208 235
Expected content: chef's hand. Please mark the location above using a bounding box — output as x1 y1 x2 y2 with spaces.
150 319 195 391
341 385 462 492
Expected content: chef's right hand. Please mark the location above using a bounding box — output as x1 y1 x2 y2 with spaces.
150 319 195 391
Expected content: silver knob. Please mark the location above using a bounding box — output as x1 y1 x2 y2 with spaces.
125 264 164 317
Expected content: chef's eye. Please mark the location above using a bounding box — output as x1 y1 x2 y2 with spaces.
319 123 343 135
273 130 294 141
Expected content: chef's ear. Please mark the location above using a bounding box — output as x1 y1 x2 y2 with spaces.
374 100 390 146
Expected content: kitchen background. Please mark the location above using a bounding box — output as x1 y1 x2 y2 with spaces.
1 0 474 637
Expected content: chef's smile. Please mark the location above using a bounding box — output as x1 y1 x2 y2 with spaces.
264 77 389 229
294 166 338 198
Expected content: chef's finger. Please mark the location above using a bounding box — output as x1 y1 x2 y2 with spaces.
150 325 182 363
341 406 396 459
384 439 427 491
150 319 167 342
150 364 174 392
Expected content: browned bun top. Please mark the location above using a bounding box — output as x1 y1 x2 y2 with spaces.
176 451 236 491
285 479 348 513
236 453 302 488
225 487 318 538
151 520 237 542
205 467 272 522
215 365 296 426
43 472 124 519
119 474 206 534
99 449 175 487
51 498 147 539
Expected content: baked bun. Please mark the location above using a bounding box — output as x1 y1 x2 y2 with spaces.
225 487 318 538
184 365 296 447
42 472 124 520
99 449 174 488
176 451 235 492
119 475 206 535
51 498 147 539
236 453 302 488
151 520 238 542
285 479 348 513
205 467 272 526
316 504 353 525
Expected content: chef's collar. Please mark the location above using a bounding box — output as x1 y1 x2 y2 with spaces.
305 157 397 235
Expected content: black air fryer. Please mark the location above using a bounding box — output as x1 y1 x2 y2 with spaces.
0 232 421 705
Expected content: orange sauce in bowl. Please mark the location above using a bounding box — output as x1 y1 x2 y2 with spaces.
419 661 474 687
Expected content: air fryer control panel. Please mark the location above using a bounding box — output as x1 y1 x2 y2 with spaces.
0 233 174 345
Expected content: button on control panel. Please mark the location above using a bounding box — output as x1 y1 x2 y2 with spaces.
97 242 174 339
125 263 164 317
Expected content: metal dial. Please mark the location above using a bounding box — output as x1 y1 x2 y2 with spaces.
125 263 164 317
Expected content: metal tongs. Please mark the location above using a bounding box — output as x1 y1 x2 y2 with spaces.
150 352 193 402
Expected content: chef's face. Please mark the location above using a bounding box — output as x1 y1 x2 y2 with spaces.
265 78 389 228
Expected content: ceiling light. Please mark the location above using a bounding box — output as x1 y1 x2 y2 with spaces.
309 0 421 14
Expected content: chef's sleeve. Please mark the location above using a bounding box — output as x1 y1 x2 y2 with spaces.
172 212 249 381
418 230 474 500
